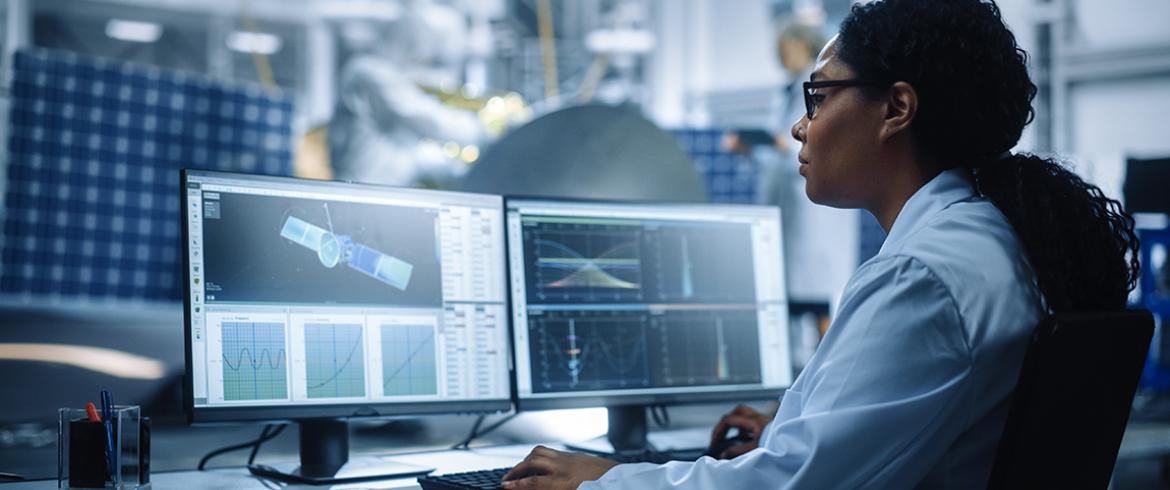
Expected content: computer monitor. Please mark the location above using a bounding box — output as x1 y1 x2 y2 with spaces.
505 197 792 451
181 170 510 483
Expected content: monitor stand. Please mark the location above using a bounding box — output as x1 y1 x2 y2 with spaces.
246 419 434 485
564 406 651 455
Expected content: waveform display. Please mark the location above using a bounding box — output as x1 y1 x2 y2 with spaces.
652 310 762 387
381 324 438 396
528 309 762 393
525 223 645 302
221 322 289 401
521 217 756 304
531 314 651 392
305 323 366 398
648 226 757 303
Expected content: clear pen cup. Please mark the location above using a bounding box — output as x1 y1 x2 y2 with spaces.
57 405 143 489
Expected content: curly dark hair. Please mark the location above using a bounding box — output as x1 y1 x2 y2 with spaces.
836 0 1140 313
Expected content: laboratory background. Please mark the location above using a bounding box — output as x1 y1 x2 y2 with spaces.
0 0 1168 488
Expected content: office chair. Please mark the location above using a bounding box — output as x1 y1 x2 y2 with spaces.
987 310 1154 489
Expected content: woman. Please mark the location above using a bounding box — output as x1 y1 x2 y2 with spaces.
501 0 1140 488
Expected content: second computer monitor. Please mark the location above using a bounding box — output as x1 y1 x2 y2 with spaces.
506 198 792 410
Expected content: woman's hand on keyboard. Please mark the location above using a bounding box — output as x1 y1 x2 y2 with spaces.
501 446 618 489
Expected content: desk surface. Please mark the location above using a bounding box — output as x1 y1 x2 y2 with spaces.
6 424 1170 489
4 443 552 490
1 427 716 489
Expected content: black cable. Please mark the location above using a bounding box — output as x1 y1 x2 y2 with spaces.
197 424 287 470
248 424 287 465
0 472 26 481
451 415 487 449
452 413 519 449
476 413 519 439
650 405 670 429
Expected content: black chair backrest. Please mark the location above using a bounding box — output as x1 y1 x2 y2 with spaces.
987 310 1154 489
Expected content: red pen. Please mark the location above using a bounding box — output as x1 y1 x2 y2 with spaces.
85 402 102 422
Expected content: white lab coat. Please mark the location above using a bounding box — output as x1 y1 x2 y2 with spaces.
581 169 1045 489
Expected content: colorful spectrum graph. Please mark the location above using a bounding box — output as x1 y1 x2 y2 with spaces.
221 322 289 401
530 226 645 302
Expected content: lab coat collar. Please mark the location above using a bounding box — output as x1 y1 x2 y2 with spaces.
877 168 978 257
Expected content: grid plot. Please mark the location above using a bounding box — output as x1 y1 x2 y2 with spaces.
380 324 438 396
528 224 644 303
304 323 366 399
221 321 288 401
1 48 294 302
670 129 758 204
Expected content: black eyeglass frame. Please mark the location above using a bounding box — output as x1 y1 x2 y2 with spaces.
802 79 890 119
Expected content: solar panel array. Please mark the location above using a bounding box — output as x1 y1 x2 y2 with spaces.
670 129 758 204
2 48 295 303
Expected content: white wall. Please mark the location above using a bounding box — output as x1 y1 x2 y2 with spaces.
1073 0 1170 49
1070 76 1170 200
647 0 781 127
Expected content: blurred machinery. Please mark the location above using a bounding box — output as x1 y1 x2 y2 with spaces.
460 104 705 202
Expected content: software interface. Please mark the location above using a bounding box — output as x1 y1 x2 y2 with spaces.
507 199 792 400
185 172 510 408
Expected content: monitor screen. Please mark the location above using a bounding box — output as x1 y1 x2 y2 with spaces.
506 198 792 409
183 170 511 422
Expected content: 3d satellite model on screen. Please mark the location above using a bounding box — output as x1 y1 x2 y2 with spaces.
279 204 413 290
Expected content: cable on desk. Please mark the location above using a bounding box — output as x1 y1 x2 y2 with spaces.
650 405 671 429
451 415 487 449
0 471 26 481
451 413 519 449
197 423 288 470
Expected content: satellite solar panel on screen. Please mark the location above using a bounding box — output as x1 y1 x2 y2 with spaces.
1 48 295 302
670 129 758 204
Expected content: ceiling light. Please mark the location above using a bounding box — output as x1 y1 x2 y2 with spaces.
0 343 167 380
105 19 163 43
227 31 282 55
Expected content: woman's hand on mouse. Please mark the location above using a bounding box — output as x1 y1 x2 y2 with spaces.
709 404 773 459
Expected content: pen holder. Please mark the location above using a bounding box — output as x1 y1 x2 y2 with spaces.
57 406 144 489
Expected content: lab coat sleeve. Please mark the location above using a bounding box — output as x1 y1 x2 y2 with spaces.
579 255 973 489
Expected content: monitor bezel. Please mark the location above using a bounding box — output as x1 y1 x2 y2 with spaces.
502 195 790 412
181 169 512 424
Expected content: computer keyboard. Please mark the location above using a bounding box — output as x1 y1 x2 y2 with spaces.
418 450 706 490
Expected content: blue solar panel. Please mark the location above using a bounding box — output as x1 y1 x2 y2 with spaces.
2 48 295 302
670 129 758 204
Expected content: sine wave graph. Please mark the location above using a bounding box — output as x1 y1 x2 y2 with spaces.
529 225 644 301
381 324 438 396
221 322 289 401
305 323 366 399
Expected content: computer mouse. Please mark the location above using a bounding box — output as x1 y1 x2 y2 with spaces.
705 431 756 459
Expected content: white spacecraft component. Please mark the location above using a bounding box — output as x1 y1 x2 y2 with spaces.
279 215 414 290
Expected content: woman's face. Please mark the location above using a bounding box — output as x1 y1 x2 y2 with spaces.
791 37 888 209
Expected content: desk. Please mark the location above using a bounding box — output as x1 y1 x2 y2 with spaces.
2 443 553 490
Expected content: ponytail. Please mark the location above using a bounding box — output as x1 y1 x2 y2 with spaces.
971 154 1140 313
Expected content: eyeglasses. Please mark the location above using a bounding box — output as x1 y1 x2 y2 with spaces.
802 79 890 119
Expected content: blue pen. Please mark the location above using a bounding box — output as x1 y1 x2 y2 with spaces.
100 390 115 480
